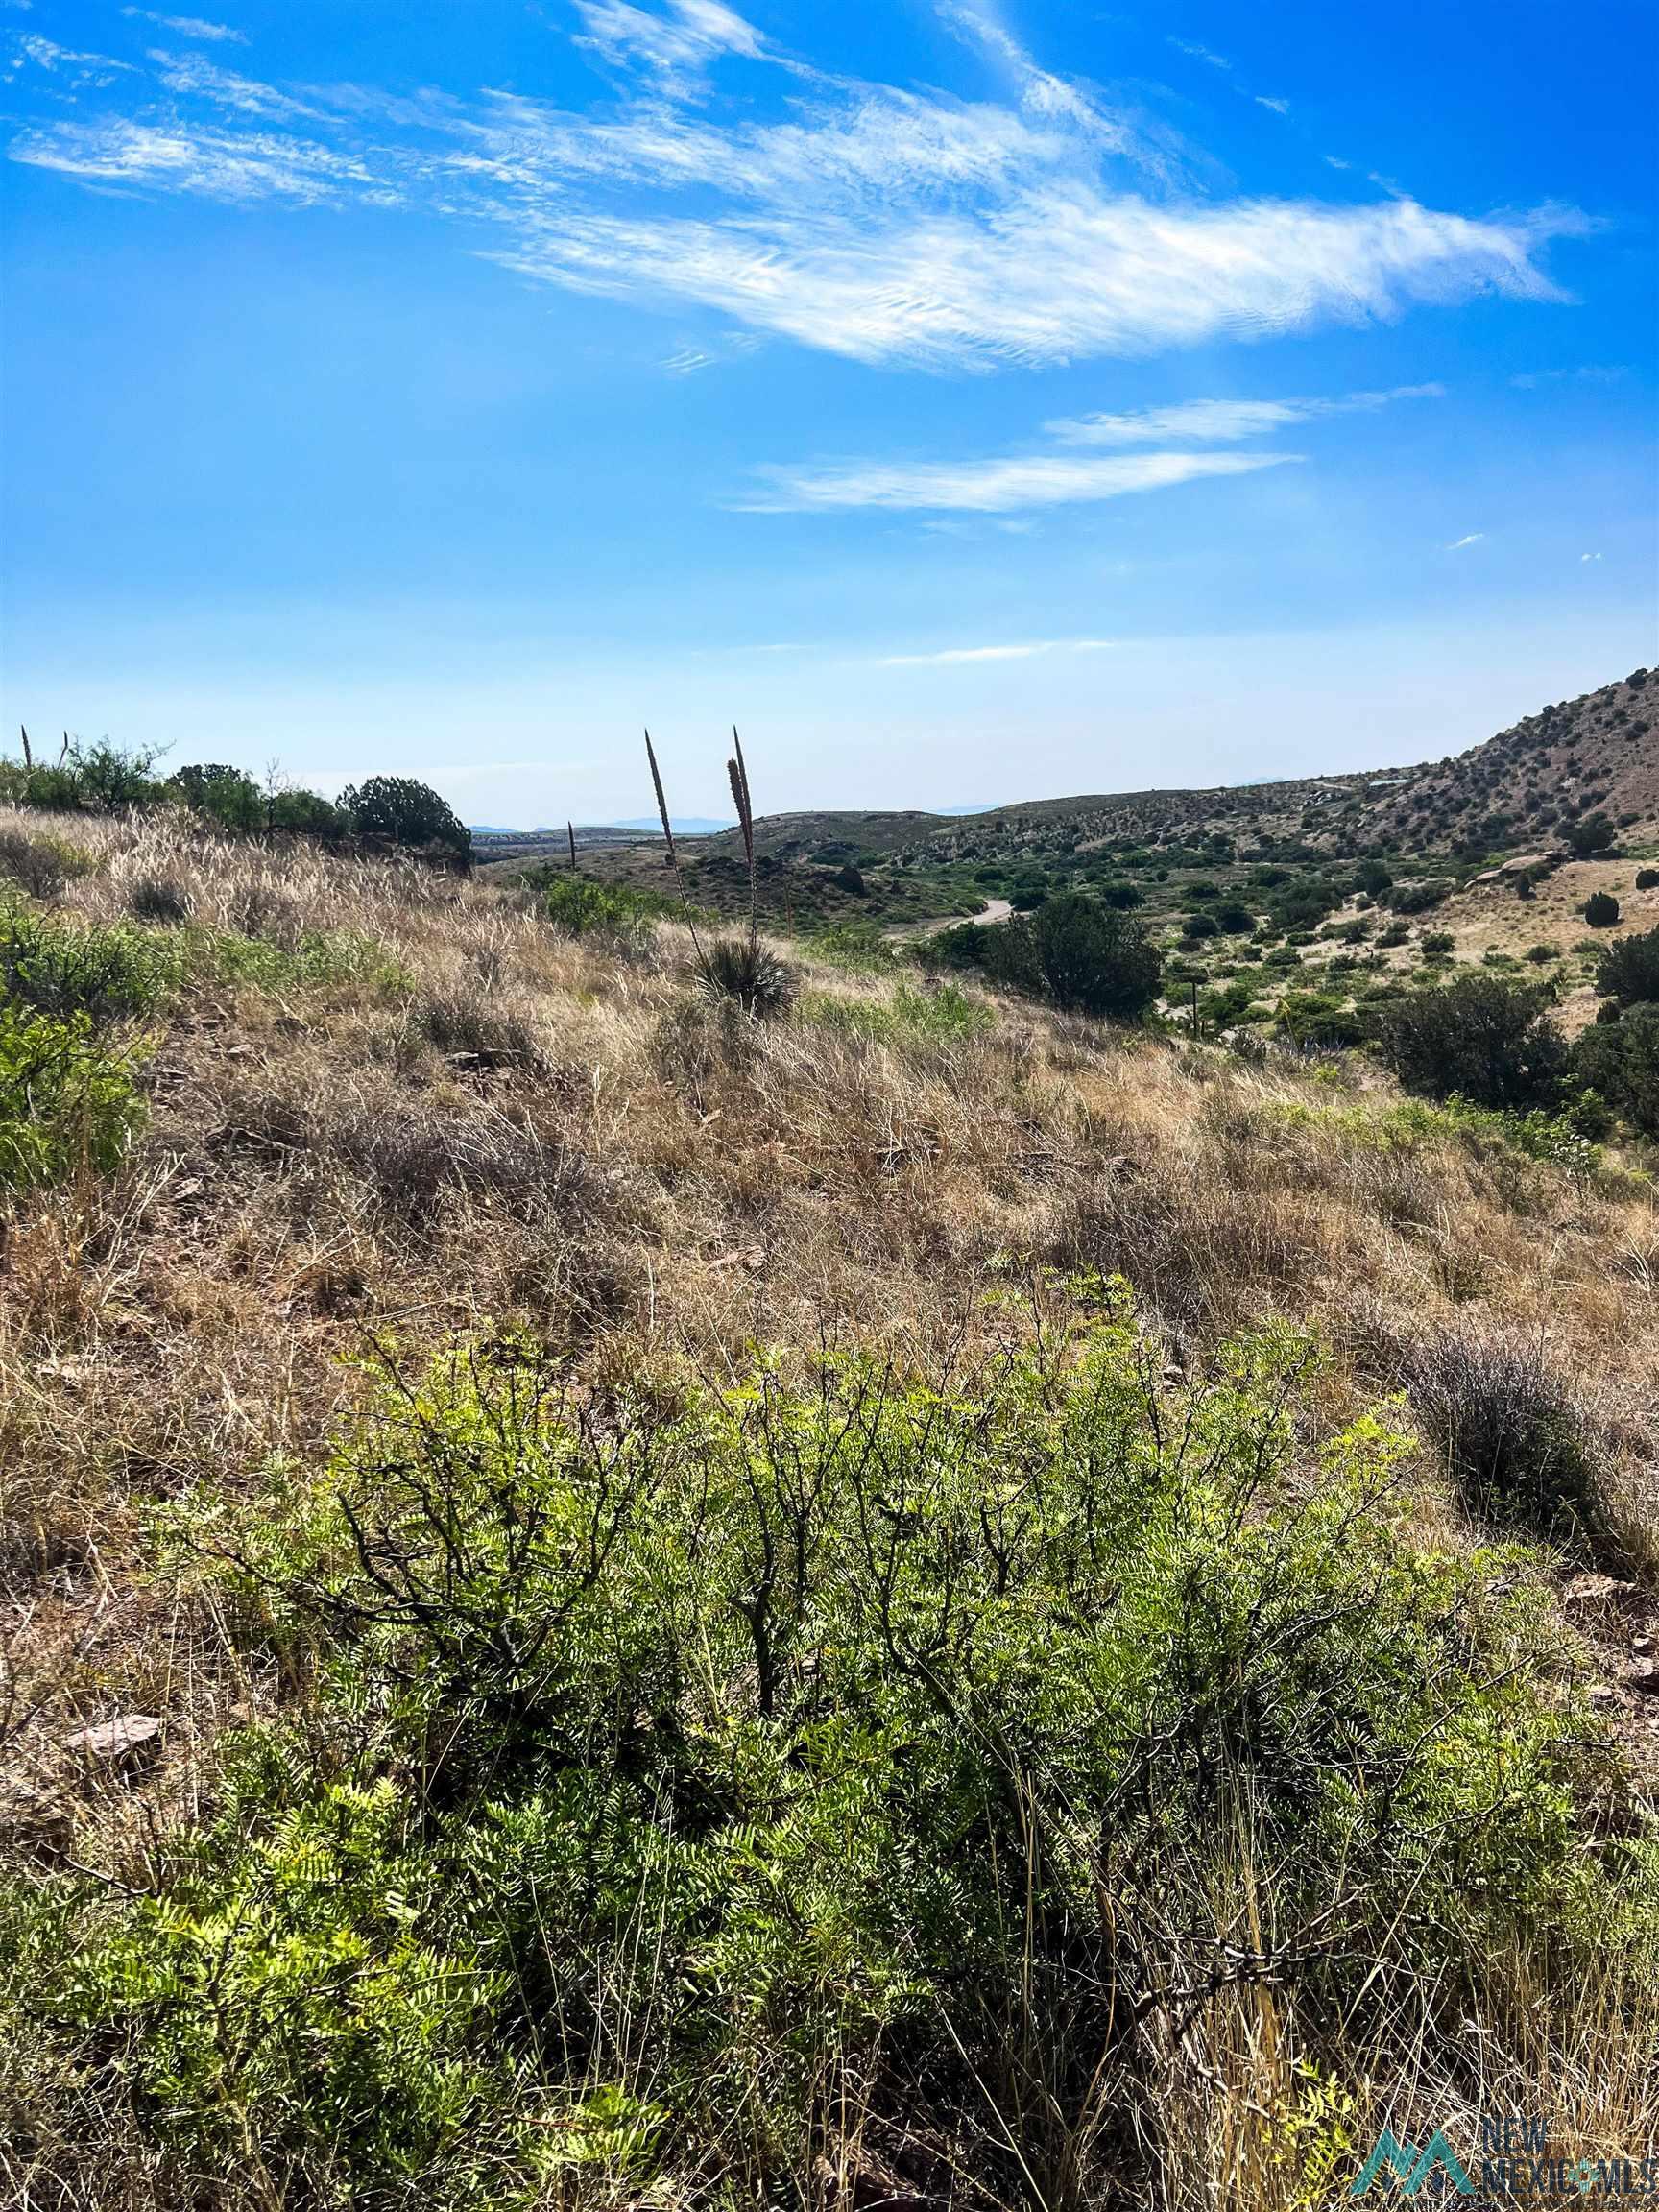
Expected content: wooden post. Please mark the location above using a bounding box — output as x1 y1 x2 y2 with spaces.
1190 979 1200 1039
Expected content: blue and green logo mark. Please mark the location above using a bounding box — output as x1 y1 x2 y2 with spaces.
1352 2129 1476 2197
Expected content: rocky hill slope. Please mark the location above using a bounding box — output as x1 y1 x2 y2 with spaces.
1362 668 1657 853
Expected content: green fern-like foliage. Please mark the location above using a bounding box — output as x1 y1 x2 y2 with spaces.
8 1304 1645 2202
0 1003 145 1189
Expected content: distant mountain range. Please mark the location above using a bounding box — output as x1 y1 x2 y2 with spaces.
469 817 733 839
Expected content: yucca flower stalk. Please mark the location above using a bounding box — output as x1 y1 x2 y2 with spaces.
644 728 708 968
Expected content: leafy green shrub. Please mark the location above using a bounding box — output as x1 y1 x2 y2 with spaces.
0 1003 145 1189
1636 868 1659 892
167 762 266 831
25 1772 504 2194
0 760 85 812
1594 923 1659 1009
1575 1004 1659 1137
539 872 673 940
801 981 992 1045
1374 974 1567 1110
1 738 166 815
0 897 180 1023
1385 878 1454 916
803 920 900 974
1275 990 1367 1049
1565 812 1616 858
1584 891 1621 928
0 827 93 899
1266 876 1346 930
941 892 1161 1021
14 1315 1639 2203
341 776 470 863
266 786 349 840
191 926 410 999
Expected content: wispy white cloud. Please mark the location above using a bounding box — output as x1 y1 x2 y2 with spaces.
744 446 1299 515
6 34 134 86
1047 383 1442 447
10 115 377 200
486 191 1568 371
122 9 246 40
1167 36 1231 70
4 6 1581 373
877 637 1116 664
1580 550 1602 563
1254 93 1290 115
571 0 764 85
147 48 325 121
1446 531 1485 550
1511 363 1626 389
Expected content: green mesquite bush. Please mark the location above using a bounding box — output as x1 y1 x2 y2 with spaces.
8 1307 1649 2203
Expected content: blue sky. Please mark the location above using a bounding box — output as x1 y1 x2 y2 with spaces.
2 0 1653 825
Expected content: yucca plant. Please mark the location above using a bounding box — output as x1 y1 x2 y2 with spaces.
644 726 794 1019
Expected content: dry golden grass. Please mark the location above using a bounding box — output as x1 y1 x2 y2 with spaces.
3 803 1658 2205
6 799 1658 1725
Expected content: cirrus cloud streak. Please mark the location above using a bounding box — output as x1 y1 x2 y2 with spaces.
4 0 1584 374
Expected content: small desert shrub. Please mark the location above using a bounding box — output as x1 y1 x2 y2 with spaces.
196 926 410 999
331 1107 590 1227
0 897 180 1024
1575 1004 1659 1138
1594 923 1659 1010
0 1003 145 1190
800 981 992 1046
1384 877 1454 916
698 933 795 1018
11 1312 1642 2205
1584 890 1621 928
648 994 757 1098
128 873 193 924
1636 867 1659 892
539 873 672 942
1373 973 1567 1110
1274 990 1367 1049
1395 1326 1610 1549
0 827 92 899
803 920 901 974
937 893 1161 1021
419 989 541 1068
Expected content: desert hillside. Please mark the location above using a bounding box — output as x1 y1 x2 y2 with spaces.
1366 668 1659 853
2 783 1658 2208
513 671 1656 936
